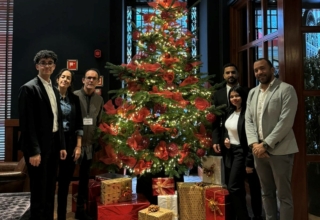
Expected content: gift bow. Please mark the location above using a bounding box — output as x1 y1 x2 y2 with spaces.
121 186 132 198
148 204 160 212
152 178 174 195
203 164 215 177
207 198 223 215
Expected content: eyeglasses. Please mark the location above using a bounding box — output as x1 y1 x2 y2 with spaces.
38 62 55 67
85 76 98 81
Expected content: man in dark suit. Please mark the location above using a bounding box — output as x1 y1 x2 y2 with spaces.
212 63 263 220
212 63 240 165
18 50 67 220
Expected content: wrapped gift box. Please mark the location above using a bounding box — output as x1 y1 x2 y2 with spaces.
138 206 173 220
96 172 129 182
101 177 132 204
177 182 228 220
152 178 175 196
97 193 150 220
205 188 228 220
157 193 178 220
201 156 225 185
72 179 101 213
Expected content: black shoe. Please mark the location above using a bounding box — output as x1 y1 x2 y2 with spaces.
75 210 92 220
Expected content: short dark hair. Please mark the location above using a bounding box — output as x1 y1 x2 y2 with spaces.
228 85 248 112
55 68 75 93
84 68 100 78
223 63 238 73
254 58 273 68
33 50 58 64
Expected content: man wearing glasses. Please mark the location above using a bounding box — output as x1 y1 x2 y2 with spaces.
18 50 67 220
74 68 104 220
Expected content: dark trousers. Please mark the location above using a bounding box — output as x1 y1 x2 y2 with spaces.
247 169 262 218
76 153 92 210
227 145 250 220
25 133 60 220
57 133 76 220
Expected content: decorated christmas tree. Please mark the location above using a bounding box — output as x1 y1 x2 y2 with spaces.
97 0 223 177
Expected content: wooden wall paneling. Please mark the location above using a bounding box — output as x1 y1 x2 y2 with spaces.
282 0 308 219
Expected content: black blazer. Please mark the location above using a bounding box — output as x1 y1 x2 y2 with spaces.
18 76 65 157
224 109 254 168
62 92 83 153
212 86 229 145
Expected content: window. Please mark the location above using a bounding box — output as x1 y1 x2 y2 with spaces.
0 0 13 161
230 0 279 86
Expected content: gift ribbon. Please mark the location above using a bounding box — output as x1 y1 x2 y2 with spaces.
203 164 215 183
152 178 174 195
206 198 223 215
121 186 132 198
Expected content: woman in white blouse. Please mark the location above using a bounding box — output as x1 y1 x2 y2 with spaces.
224 85 254 220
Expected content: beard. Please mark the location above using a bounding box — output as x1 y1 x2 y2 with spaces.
227 77 238 85
257 74 273 85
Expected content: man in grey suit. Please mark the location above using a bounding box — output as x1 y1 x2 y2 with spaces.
245 58 298 220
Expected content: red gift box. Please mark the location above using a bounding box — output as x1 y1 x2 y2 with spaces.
152 177 175 196
205 187 229 220
97 194 150 220
72 179 101 213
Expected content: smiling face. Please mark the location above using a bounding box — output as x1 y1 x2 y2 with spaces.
57 70 72 90
36 58 56 80
229 91 242 110
253 59 275 85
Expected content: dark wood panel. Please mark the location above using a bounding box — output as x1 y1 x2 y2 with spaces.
4 119 21 162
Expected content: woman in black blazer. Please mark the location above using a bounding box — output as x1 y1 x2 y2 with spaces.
224 85 262 220
55 68 83 220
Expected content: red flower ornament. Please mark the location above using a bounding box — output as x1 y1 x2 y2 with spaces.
154 141 169 160
104 100 117 115
194 97 210 111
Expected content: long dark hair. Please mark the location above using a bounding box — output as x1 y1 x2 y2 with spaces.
55 68 75 93
227 85 248 112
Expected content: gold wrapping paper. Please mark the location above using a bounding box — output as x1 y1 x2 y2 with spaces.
100 177 132 205
177 182 223 220
138 207 174 220
201 156 225 185
157 194 178 220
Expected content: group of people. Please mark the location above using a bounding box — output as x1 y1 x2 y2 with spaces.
18 50 103 220
18 49 298 220
213 59 298 220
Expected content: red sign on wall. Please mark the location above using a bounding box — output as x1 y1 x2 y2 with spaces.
67 59 78 71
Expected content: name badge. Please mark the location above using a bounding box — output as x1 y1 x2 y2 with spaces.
83 117 93 125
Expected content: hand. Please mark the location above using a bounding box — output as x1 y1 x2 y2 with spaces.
224 138 230 149
246 167 254 174
60 150 67 160
252 143 266 157
213 144 221 153
73 146 81 161
257 152 270 158
29 154 41 167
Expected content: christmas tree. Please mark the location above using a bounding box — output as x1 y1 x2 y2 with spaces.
97 0 224 177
